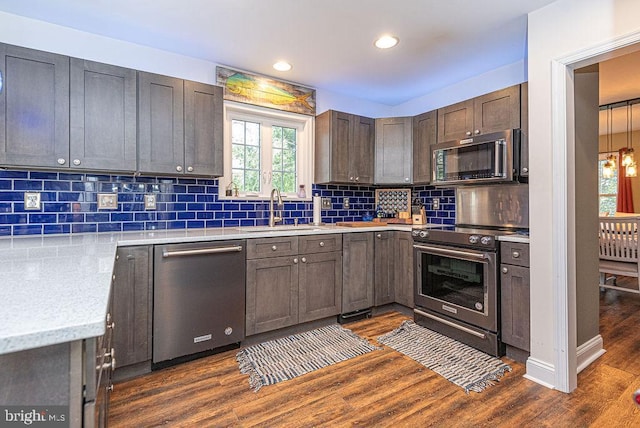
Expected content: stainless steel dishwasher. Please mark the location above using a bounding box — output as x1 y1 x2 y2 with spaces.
152 240 246 366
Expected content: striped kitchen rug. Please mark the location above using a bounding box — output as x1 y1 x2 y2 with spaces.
377 320 511 393
237 324 380 392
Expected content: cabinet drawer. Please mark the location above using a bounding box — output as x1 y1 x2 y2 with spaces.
247 236 298 259
299 234 342 254
500 242 530 267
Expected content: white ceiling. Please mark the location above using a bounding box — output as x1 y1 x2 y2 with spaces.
0 0 558 106
599 51 640 135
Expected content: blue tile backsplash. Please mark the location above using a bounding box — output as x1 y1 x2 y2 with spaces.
0 170 455 236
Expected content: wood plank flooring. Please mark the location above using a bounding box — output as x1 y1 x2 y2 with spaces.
110 281 640 427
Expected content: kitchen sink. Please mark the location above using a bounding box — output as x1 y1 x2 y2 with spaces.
237 225 324 233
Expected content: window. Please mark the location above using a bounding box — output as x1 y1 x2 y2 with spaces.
222 102 313 200
599 152 617 216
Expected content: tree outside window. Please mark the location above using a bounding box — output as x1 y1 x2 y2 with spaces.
599 154 617 215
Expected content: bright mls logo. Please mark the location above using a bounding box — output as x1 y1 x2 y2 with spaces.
1 406 68 426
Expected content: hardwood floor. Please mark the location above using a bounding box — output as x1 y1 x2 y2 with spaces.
110 283 640 427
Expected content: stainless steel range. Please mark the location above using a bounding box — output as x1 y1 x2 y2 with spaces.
412 183 529 357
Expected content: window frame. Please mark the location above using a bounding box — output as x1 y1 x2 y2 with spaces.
220 101 314 201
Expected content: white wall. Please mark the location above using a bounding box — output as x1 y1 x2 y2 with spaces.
0 11 393 119
528 0 640 390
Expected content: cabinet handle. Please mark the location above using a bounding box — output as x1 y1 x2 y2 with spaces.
57 158 66 165
176 165 183 172
271 245 277 251
72 159 81 166
301 257 307 263
474 129 480 135
319 241 325 247
107 384 114 392
293 258 298 264
97 356 116 371
466 131 472 136
512 251 520 258
187 166 194 172
502 267 509 274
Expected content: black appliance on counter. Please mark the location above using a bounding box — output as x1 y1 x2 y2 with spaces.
412 184 529 357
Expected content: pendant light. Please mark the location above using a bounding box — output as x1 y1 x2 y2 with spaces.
627 102 638 177
623 103 635 167
603 106 615 178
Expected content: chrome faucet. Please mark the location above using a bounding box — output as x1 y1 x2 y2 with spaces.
269 188 284 227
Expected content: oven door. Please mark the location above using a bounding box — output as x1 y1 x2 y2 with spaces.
413 243 497 332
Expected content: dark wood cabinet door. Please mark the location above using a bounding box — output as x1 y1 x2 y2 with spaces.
473 85 520 135
0 43 69 168
412 110 436 184
520 82 529 178
351 114 375 184
70 58 137 171
342 232 374 313
330 110 352 183
500 264 530 351
246 256 299 335
184 81 223 177
437 99 473 142
374 117 413 184
394 232 414 308
299 251 343 323
137 71 184 175
112 246 152 367
374 231 394 306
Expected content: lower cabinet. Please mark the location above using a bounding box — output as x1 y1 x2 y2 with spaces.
112 245 152 368
500 242 531 353
374 231 395 306
394 231 414 308
246 235 342 335
342 232 374 313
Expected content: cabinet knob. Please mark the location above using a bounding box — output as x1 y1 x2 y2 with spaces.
73 159 81 166
57 158 66 165
522 167 529 173
512 251 520 258
355 176 360 182
187 166 194 172
301 257 307 263
271 245 277 251
376 233 382 239
349 176 354 181
293 258 298 264
176 165 183 172
474 129 480 135
466 131 472 136
107 384 114 392
502 267 509 274
404 177 409 182
319 241 325 247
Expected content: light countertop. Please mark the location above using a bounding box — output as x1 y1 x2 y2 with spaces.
0 223 434 355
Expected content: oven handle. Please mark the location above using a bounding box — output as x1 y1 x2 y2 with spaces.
412 244 488 260
414 308 486 339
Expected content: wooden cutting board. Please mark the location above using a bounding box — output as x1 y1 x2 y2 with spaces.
336 221 387 227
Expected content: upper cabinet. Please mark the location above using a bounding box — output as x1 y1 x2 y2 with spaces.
70 58 137 171
412 110 436 184
437 85 521 142
138 72 223 176
315 110 374 185
374 117 412 185
0 44 70 169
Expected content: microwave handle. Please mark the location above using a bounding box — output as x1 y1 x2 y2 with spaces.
495 140 505 177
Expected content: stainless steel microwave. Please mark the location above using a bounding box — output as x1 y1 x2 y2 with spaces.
431 129 523 186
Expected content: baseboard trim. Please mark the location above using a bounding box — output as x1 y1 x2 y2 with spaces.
576 334 606 373
524 357 556 389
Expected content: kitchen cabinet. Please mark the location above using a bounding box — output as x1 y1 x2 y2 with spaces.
500 241 530 354
520 82 529 179
437 85 521 142
112 245 152 369
246 234 342 335
137 72 223 176
70 58 137 171
315 110 374 185
394 231 414 308
0 43 69 169
374 231 394 306
342 232 374 313
412 110 436 184
375 117 413 184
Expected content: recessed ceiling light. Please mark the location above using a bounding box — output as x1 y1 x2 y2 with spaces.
375 35 399 49
273 61 292 71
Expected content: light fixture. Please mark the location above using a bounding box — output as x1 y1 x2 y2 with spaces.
623 104 635 167
602 106 616 178
627 102 638 177
273 61 292 72
374 35 399 49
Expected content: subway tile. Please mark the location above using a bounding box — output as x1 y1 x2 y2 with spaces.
123 222 145 232
187 220 205 228
98 223 122 232
44 181 71 191
0 171 28 178
0 180 11 190
111 213 134 222
0 214 27 224
178 178 197 185
86 213 111 223
0 226 10 236
58 192 83 202
72 223 97 233
58 173 84 181
157 212 176 221
145 222 168 230
187 203 205 211
178 212 196 220
177 194 195 202
14 180 43 191
46 203 73 213
59 213 84 223
73 182 95 192
13 224 43 235
44 224 70 235
167 220 187 229
28 214 57 223
135 176 157 183
134 212 155 221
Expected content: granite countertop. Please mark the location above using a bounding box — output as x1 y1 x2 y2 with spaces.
0 223 433 355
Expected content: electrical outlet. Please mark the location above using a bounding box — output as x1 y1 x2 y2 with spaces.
97 193 118 210
321 197 331 209
24 192 41 210
144 194 157 210
433 198 440 210
343 197 350 209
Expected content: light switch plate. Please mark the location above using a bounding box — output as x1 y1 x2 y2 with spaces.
97 193 118 210
321 197 331 209
24 192 41 210
343 197 350 209
144 194 157 210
